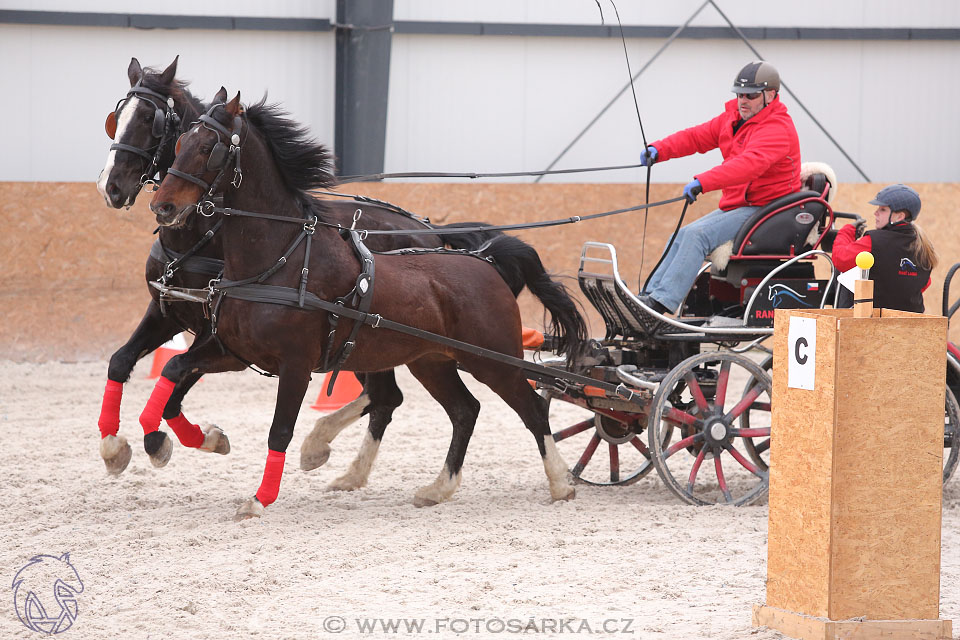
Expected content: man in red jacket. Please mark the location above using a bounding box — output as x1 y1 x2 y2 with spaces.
637 61 801 315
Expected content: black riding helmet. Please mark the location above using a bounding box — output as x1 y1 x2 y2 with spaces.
732 61 780 107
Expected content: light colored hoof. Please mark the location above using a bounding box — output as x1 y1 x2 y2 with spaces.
412 495 440 508
100 435 132 475
550 485 576 502
235 496 264 520
199 425 230 455
300 441 331 471
327 474 365 492
149 433 173 468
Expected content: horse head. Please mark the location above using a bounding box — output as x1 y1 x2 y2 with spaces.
150 88 243 228
97 56 183 209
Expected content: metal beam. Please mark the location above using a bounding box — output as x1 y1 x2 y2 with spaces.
2 11 958 41
334 1 394 177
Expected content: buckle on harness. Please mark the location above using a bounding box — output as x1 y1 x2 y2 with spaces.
304 217 317 235
198 200 216 217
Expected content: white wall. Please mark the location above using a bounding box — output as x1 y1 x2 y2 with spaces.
1 0 958 183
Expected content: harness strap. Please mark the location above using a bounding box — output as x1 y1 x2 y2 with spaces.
323 230 376 391
216 281 640 403
109 143 154 161
166 167 212 191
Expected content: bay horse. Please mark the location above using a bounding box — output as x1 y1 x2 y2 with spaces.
148 90 586 518
94 58 541 487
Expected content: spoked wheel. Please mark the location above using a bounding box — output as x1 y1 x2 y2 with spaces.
648 351 772 506
544 390 669 486
944 386 960 484
741 355 773 471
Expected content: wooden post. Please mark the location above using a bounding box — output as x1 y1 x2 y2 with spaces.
853 250 875 319
754 307 951 640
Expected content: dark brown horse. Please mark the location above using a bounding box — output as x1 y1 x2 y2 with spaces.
94 58 509 478
149 90 586 518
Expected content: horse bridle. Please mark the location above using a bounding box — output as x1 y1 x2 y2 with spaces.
104 80 181 193
167 103 244 216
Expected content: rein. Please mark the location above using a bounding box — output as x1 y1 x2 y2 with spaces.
212 194 686 240
335 162 650 184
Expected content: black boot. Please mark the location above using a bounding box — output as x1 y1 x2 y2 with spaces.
638 294 672 316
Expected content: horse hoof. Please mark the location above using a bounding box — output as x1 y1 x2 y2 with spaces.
300 443 331 471
100 435 132 475
147 432 173 468
235 497 264 521
327 475 363 492
413 495 439 508
550 486 576 502
199 425 230 455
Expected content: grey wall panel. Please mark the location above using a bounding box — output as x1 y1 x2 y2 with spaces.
0 24 335 181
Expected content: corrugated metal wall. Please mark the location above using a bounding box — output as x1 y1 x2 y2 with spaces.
2 0 958 183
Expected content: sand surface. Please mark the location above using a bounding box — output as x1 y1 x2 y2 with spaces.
2 359 959 639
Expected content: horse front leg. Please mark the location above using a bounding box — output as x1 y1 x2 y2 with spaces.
236 361 314 520
137 336 241 468
99 301 181 474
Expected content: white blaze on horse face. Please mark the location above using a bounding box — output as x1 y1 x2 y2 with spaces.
96 96 143 205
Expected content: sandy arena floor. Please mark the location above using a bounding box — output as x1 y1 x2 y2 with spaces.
2 359 960 639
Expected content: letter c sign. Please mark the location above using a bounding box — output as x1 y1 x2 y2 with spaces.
787 316 816 390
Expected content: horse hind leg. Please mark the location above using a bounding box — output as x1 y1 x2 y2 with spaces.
327 371 403 490
469 361 575 502
404 358 480 507
300 372 387 472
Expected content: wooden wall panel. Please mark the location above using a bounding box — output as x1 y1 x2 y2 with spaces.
1 181 958 361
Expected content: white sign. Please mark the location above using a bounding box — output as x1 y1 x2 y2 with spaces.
837 266 859 293
787 316 816 390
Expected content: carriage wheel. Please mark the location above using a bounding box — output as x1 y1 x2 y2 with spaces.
544 391 670 486
944 386 960 484
740 355 773 471
648 351 771 506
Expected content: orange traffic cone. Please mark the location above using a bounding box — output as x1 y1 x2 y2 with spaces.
311 371 364 411
148 333 189 378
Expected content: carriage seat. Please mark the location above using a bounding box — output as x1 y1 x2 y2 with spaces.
709 168 833 273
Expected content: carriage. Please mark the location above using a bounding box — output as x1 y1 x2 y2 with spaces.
532 170 960 506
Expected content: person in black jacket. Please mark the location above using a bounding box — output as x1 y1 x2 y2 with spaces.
833 184 938 312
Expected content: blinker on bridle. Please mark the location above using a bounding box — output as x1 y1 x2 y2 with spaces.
104 80 181 193
167 102 244 216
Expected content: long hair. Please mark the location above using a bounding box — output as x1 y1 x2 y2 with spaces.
911 222 939 271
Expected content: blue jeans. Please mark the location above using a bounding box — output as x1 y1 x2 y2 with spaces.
645 205 759 312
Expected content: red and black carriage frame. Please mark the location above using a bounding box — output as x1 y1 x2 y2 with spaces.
537 173 960 505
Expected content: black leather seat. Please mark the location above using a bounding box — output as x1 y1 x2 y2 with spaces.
729 189 830 259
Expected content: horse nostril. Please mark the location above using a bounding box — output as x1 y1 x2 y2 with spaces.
151 202 174 217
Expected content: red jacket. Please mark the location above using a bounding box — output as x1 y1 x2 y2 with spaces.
652 96 801 211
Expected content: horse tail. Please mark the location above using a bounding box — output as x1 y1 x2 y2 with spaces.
479 235 587 362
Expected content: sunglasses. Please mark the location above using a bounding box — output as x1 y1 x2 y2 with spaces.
736 91 763 100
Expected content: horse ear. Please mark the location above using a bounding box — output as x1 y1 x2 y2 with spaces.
214 86 228 104
127 57 143 86
225 92 242 116
159 55 179 87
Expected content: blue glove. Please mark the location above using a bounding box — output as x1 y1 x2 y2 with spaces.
683 178 702 203
640 145 658 167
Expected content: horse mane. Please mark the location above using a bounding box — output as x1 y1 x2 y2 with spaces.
139 65 205 118
243 98 338 213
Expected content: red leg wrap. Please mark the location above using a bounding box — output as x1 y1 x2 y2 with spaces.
255 450 286 507
139 377 177 435
98 380 124 439
166 413 204 448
